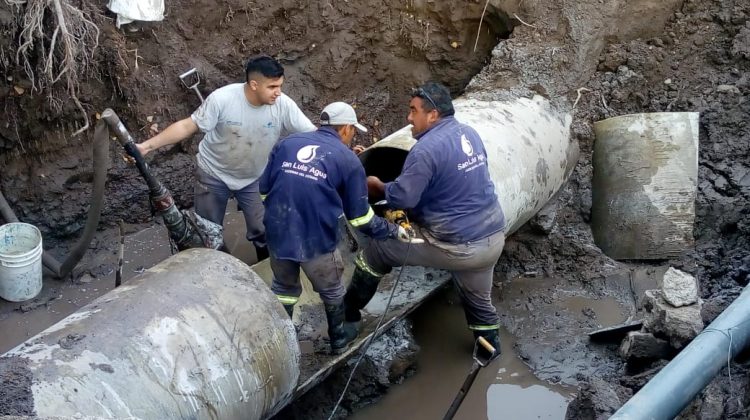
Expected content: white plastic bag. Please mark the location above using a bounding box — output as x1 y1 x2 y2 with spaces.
107 0 164 27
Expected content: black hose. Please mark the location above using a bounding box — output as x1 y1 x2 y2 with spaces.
0 119 109 279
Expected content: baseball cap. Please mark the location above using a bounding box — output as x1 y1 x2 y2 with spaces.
320 102 368 132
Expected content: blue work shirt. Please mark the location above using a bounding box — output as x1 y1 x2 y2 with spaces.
385 116 505 243
260 126 396 261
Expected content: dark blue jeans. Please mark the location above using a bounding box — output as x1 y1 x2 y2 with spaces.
194 167 265 247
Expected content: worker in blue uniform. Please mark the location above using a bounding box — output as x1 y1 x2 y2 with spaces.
259 102 413 354
345 82 507 359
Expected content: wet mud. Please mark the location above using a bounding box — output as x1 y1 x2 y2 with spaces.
0 356 33 416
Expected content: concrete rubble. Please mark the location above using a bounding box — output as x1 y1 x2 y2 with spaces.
662 267 700 307
618 331 672 363
642 289 704 349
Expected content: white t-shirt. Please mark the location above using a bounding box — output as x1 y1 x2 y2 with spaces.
191 83 316 190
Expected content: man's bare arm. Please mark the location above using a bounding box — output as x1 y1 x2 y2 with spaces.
136 117 199 156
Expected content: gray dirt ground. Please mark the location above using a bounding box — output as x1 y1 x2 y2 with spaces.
1 0 749 418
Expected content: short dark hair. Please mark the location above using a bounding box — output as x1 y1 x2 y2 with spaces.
411 82 454 117
245 55 284 81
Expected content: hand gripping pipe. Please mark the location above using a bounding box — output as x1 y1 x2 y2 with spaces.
611 284 750 420
101 109 209 250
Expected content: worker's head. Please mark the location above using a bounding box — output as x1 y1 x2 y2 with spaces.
408 82 454 136
320 102 368 146
245 55 285 105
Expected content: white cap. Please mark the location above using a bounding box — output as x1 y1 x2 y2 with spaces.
320 102 368 132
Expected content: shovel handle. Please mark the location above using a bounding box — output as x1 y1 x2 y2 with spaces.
477 336 496 354
179 68 197 80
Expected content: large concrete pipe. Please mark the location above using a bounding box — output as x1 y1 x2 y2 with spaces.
611 283 750 419
359 95 578 234
591 113 699 260
1 248 299 420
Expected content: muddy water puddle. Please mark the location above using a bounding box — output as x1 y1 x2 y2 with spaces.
353 276 630 419
352 289 575 420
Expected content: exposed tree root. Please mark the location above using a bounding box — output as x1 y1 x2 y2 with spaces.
4 0 100 136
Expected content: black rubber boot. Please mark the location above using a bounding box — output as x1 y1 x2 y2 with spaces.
473 328 501 361
325 302 359 354
254 244 269 262
343 267 382 323
283 304 294 318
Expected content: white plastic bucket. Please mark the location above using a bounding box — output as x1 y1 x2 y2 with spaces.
0 222 44 302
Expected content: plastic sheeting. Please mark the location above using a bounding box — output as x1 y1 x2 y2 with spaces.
108 0 164 27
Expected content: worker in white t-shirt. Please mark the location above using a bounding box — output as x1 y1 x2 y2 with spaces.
137 55 316 261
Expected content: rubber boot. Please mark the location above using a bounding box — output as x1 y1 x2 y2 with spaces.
473 328 501 361
343 267 382 323
283 304 294 318
325 302 359 355
254 244 269 262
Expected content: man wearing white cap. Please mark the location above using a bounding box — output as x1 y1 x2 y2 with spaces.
259 102 411 354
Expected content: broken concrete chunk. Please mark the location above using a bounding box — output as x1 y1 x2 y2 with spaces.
529 199 558 234
643 290 704 348
662 267 699 307
618 331 672 362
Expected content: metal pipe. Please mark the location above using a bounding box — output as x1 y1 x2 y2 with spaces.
2 248 300 420
359 95 579 235
101 108 212 250
611 284 750 420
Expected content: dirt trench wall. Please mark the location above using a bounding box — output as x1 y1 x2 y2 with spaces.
467 0 685 100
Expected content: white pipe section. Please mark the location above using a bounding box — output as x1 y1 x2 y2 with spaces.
360 95 578 235
2 249 299 420
592 112 699 259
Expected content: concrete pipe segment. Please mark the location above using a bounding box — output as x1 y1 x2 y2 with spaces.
1 248 299 420
591 112 699 260
359 95 578 235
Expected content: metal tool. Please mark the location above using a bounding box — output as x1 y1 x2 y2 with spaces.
101 108 221 250
443 336 497 420
373 199 425 244
178 68 205 103
384 209 425 244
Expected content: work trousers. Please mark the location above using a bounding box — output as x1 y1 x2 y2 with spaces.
270 250 346 306
359 229 505 329
193 167 265 247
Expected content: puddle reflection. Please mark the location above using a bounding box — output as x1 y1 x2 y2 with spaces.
352 288 573 420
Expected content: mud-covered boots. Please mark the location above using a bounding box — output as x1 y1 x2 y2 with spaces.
343 267 383 324
254 244 269 262
325 302 359 354
473 328 501 361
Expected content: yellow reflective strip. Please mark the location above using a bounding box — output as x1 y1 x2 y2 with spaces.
276 295 299 305
355 251 384 277
348 207 374 227
468 324 500 331
260 194 267 201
